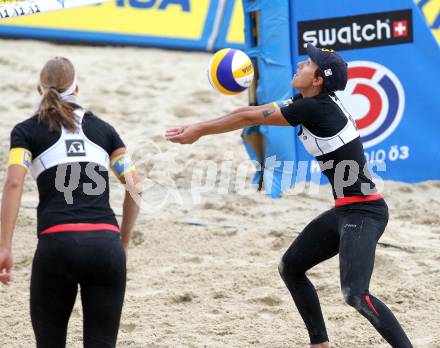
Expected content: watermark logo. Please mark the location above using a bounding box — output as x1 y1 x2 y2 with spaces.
53 139 387 212
123 135 183 213
338 61 405 148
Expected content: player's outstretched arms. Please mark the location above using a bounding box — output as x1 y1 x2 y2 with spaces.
165 106 288 145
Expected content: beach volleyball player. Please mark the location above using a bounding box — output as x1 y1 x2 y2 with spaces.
0 57 141 347
165 44 413 347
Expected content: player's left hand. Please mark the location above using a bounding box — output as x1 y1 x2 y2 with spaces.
165 125 201 144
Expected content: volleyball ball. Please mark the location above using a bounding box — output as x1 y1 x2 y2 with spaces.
208 48 254 95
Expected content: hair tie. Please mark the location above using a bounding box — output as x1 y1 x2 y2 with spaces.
49 86 59 92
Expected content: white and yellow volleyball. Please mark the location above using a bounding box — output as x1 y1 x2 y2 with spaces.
208 48 254 95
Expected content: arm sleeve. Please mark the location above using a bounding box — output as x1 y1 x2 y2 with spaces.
9 124 33 169
83 113 126 155
279 96 314 127
109 125 125 154
272 94 303 109
272 98 294 109
10 124 31 150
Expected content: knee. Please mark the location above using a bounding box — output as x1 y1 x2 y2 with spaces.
278 254 303 282
277 258 286 279
342 287 363 310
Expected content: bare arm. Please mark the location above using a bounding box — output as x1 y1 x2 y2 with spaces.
120 188 140 255
110 148 142 256
165 105 289 144
0 165 27 285
200 107 288 134
227 103 275 115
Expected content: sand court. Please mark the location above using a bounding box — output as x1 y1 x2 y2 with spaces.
0 39 439 347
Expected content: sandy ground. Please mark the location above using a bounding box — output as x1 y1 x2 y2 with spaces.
0 39 439 348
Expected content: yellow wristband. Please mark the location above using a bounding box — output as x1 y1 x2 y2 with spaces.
111 153 136 178
274 98 294 108
8 148 32 170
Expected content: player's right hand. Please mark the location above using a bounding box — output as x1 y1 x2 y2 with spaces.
0 247 12 285
165 125 202 144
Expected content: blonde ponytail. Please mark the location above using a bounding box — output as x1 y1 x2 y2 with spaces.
38 57 78 132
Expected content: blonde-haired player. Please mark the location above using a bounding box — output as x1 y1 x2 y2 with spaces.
0 57 141 347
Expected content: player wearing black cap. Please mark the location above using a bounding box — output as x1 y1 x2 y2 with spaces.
165 44 413 347
0 57 141 348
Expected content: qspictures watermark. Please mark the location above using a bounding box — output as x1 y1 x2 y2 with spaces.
54 147 387 213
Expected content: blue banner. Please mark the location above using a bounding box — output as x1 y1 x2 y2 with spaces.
241 0 440 197
290 0 440 183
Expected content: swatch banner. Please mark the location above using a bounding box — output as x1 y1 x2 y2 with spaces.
239 0 439 197
0 0 245 50
290 0 440 183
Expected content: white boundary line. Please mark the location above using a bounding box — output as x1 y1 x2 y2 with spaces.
0 0 112 19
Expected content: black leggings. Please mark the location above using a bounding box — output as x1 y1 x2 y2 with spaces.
279 200 413 347
30 231 126 348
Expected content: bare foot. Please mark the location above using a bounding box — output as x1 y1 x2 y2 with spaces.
310 342 331 348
